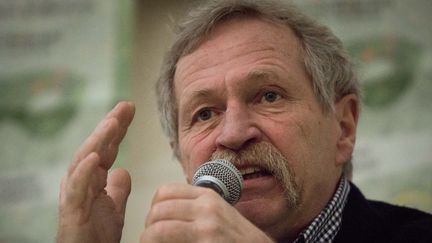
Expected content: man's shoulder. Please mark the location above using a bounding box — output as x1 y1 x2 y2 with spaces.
367 198 432 241
335 182 432 242
368 198 432 223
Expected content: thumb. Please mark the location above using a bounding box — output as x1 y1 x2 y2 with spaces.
106 168 132 216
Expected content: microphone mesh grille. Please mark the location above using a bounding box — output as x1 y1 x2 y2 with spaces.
192 159 243 204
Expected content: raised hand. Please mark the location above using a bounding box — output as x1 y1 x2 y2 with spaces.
57 101 135 243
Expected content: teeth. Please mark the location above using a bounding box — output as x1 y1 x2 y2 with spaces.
239 166 262 176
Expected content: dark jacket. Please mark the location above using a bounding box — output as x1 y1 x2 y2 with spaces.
334 183 432 242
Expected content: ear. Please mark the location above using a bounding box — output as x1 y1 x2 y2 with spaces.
334 94 360 166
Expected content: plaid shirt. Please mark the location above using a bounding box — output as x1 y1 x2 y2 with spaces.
293 177 351 243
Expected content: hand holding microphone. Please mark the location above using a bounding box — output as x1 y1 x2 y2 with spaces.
142 160 274 243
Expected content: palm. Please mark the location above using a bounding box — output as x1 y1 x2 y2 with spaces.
57 102 134 243
85 192 124 242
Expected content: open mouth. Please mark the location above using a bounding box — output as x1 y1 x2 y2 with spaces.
239 166 272 180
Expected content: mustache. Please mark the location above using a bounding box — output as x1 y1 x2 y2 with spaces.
211 141 287 172
210 141 300 206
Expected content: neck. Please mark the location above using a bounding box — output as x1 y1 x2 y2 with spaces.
270 175 345 242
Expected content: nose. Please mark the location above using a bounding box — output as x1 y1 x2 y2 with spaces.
215 104 262 151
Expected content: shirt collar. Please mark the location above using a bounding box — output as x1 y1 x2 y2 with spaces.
293 176 351 243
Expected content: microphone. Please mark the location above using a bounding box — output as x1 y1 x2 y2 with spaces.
192 159 243 205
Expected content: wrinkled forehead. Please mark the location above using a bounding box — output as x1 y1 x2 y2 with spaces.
173 17 305 93
178 14 301 63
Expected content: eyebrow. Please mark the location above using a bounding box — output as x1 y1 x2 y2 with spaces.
245 69 279 82
241 69 283 88
186 70 278 98
179 69 283 114
189 89 212 99
185 89 214 106
179 89 215 116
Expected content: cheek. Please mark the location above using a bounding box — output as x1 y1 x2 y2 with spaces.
277 115 338 182
260 115 318 180
179 133 218 181
262 116 311 159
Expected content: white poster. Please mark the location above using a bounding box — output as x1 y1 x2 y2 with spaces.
0 0 127 242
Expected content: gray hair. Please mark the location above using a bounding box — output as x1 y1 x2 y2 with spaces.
156 0 360 178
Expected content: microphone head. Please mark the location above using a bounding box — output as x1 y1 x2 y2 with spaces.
192 159 243 205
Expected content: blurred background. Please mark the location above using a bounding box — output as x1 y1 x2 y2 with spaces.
0 0 431 242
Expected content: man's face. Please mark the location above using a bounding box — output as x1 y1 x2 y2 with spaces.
174 18 348 236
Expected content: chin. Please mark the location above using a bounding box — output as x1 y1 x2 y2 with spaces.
235 195 290 229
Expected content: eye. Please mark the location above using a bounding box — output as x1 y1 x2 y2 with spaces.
262 91 281 103
196 109 213 121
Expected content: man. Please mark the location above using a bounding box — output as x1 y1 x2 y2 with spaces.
57 0 432 242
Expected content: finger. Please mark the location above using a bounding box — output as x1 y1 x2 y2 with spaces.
64 152 100 208
69 101 134 174
77 102 126 157
145 199 197 228
151 183 210 205
69 117 119 175
90 101 135 170
109 101 135 147
141 221 193 243
106 168 131 216
105 101 135 125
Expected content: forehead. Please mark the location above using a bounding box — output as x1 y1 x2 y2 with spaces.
174 17 305 96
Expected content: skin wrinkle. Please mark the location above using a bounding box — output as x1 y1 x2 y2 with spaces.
185 79 300 142
179 90 216 132
173 18 349 240
175 21 297 83
180 89 226 124
180 82 252 138
180 20 313 165
176 47 287 93
211 141 301 206
135 0 363 240
178 67 307 132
